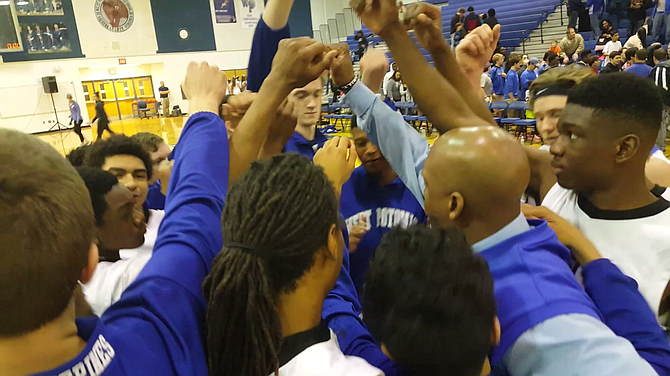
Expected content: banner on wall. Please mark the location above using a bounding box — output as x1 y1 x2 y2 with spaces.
238 0 263 29
213 0 236 24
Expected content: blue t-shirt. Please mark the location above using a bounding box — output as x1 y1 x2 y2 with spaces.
625 63 653 78
340 166 426 293
145 181 166 211
283 130 329 160
504 69 521 100
520 69 539 100
490 66 506 96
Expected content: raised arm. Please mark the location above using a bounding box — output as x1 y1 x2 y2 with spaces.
333 46 429 205
403 3 497 126
247 0 294 91
352 0 489 134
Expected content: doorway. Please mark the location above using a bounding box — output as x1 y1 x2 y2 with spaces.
82 76 155 121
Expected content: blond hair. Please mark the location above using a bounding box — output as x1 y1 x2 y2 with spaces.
528 65 595 106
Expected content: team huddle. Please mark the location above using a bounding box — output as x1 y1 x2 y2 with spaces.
1 1 670 376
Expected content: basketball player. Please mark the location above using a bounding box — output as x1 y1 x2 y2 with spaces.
85 135 164 261
76 167 149 315
247 0 328 159
354 1 669 374
92 92 115 141
131 132 172 211
529 66 670 189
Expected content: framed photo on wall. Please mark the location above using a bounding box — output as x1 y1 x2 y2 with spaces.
13 0 64 16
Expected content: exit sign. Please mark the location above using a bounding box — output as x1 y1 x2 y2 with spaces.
119 58 127 65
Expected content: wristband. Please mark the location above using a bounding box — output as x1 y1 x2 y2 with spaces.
338 76 358 94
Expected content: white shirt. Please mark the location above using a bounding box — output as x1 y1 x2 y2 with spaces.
82 254 151 316
120 209 165 260
542 183 670 315
383 69 395 96
603 41 623 65
273 328 382 376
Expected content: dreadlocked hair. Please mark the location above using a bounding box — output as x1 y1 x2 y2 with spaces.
203 153 340 376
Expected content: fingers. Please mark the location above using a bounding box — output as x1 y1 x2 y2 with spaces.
347 140 357 170
521 205 553 220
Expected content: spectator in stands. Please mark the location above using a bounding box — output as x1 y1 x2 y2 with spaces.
450 7 466 34
587 0 606 38
504 56 522 103
601 51 624 73
355 30 369 61
484 8 499 28
625 26 650 49
603 31 623 64
490 53 506 101
651 48 669 151
628 0 652 39
568 0 585 29
596 19 614 52
651 0 668 44
452 22 464 48
521 58 539 100
464 6 481 34
481 65 493 103
622 47 639 69
383 62 398 97
560 28 585 60
386 71 403 102
626 49 654 76
549 39 561 54
608 0 629 31
576 49 593 67
586 55 603 73
540 51 560 74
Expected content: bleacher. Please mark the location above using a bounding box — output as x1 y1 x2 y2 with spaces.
345 0 561 59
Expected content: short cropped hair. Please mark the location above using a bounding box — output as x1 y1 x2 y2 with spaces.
467 6 474 12
364 226 496 376
625 47 639 62
66 143 94 167
85 135 153 180
654 48 668 62
130 132 165 154
0 129 95 337
636 49 649 61
488 8 496 16
76 167 119 226
458 7 466 13
609 50 622 59
492 53 504 63
567 73 663 141
529 65 594 105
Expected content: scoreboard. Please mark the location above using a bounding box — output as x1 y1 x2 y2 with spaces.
0 1 23 53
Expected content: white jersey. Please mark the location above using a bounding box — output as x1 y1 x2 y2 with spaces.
542 183 670 315
274 326 383 376
82 254 151 316
120 209 165 260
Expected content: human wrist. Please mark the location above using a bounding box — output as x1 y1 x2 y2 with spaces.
379 20 405 41
188 98 222 115
265 72 297 96
572 239 602 266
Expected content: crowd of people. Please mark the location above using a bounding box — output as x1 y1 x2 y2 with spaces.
450 6 499 47
2 1 670 376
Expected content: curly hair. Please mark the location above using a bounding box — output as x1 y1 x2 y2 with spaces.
84 135 153 180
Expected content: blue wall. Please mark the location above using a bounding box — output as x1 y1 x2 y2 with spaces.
286 0 313 38
151 0 217 53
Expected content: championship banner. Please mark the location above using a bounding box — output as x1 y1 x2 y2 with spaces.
238 0 263 29
213 0 236 24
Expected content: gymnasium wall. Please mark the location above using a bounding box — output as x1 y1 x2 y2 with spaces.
0 0 315 133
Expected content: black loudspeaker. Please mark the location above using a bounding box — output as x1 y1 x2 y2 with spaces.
42 76 58 94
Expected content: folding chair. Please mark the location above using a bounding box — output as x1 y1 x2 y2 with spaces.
489 101 508 126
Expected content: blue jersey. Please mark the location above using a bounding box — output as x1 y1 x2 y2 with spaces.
145 181 166 211
520 69 538 100
283 130 329 160
504 69 521 100
490 66 506 95
35 112 229 376
340 166 426 293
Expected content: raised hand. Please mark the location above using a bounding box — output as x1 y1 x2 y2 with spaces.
260 99 297 158
314 136 357 197
270 37 337 90
455 24 501 76
359 48 389 92
223 91 257 124
182 61 228 114
350 0 402 37
522 204 602 266
348 217 369 253
403 2 446 53
328 43 356 87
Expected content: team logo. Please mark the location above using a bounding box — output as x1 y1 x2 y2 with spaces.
95 0 134 33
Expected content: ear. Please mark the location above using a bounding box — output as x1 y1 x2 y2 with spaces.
326 223 343 261
492 316 501 346
615 134 640 163
79 242 99 284
447 192 465 222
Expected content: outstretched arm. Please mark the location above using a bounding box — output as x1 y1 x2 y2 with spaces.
262 0 296 30
352 0 488 134
403 3 497 126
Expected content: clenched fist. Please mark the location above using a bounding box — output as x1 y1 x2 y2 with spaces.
350 0 402 37
328 43 356 87
314 136 357 195
182 61 228 115
270 37 337 90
